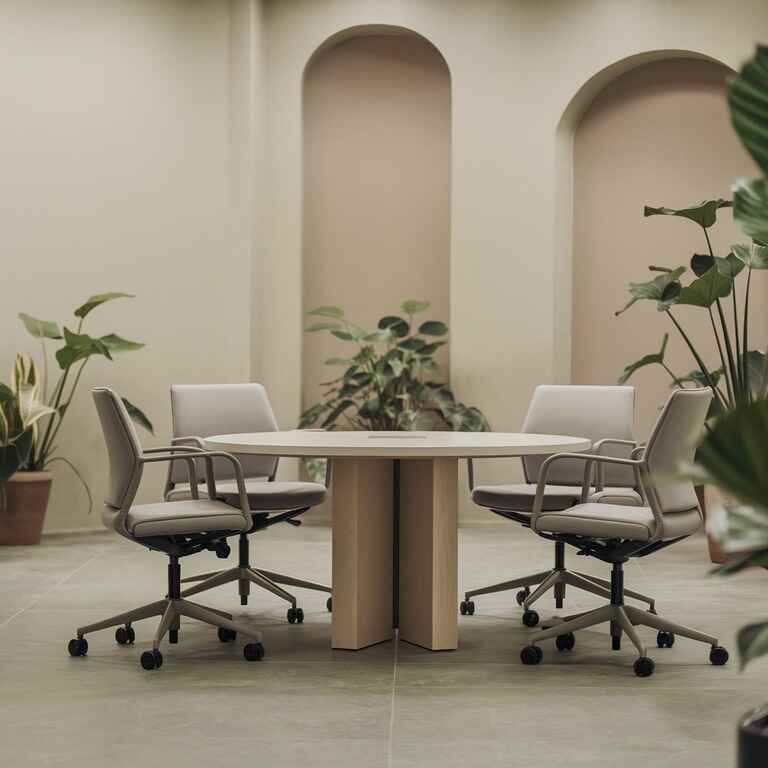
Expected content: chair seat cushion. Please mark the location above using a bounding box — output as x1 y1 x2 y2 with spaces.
471 483 641 513
126 499 249 538
534 502 701 542
168 479 327 511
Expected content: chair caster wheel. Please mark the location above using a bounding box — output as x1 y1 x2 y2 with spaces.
140 649 163 670
710 646 729 666
633 656 655 677
68 637 88 657
656 631 675 648
217 627 237 643
115 626 135 645
244 642 265 661
287 607 304 624
522 610 539 628
326 597 332 612
555 632 575 652
459 600 475 616
521 645 543 665
516 588 530 606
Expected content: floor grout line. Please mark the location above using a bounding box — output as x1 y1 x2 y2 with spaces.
386 632 399 768
0 549 106 630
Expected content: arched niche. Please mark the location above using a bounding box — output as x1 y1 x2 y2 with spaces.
301 26 452 420
561 54 765 436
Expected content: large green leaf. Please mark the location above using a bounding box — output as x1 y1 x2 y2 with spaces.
0 384 14 403
55 328 112 370
401 299 430 315
306 306 344 319
418 321 448 336
121 397 153 434
99 334 144 353
715 252 746 279
732 242 768 269
378 316 409 338
74 292 133 320
18 313 62 339
675 264 733 308
737 621 768 670
615 267 685 316
644 199 732 229
733 178 768 244
618 334 668 385
729 44 768 176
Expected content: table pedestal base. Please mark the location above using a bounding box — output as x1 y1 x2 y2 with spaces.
330 457 458 651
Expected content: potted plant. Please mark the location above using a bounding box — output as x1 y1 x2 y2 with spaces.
299 300 489 480
0 292 153 544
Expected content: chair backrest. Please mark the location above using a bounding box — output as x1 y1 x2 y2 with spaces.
643 387 712 514
169 383 279 485
92 387 143 511
522 385 636 487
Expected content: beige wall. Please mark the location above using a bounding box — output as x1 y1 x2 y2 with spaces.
302 32 451 415
572 59 766 438
0 0 259 531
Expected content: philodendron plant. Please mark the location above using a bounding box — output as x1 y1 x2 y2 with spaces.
300 300 490 434
1 293 153 511
616 200 767 414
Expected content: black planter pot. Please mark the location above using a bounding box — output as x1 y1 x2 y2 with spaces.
739 706 768 767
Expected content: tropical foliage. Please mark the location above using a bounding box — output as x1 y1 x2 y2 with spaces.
300 300 490 434
1 293 153 511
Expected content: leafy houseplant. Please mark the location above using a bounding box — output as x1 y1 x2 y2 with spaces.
299 300 489 479
0 293 153 545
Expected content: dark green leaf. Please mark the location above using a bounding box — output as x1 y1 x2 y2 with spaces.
733 178 768 244
398 337 427 352
378 316 410 338
728 44 768 176
675 265 733 308
690 254 714 277
306 306 344 319
0 384 14 403
18 313 62 339
401 299 430 315
644 199 732 229
55 328 112 370
615 267 685 316
74 292 133 320
419 341 446 356
321 399 355 428
418 321 448 336
737 621 768 669
715 252 746 279
732 242 768 269
299 403 329 428
99 334 144 353
618 334 669 385
121 398 153 434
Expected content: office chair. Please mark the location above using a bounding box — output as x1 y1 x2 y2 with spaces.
67 387 265 670
520 387 729 677
462 385 654 626
165 384 331 622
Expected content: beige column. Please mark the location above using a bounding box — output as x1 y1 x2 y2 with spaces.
398 458 459 650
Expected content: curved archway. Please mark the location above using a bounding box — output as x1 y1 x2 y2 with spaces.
559 53 762 436
301 26 452 420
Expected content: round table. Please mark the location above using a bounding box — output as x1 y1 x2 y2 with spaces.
204 430 591 651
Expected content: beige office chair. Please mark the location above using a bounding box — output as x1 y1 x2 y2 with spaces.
462 385 652 626
165 384 331 623
520 388 729 677
68 387 265 671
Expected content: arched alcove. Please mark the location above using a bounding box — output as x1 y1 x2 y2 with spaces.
567 57 765 436
301 27 451 419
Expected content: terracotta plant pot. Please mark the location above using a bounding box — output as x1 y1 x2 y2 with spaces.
697 485 731 565
0 472 53 545
739 706 768 767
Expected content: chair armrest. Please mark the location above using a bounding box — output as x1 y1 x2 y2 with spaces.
172 435 207 449
631 444 646 460
591 438 638 490
141 450 251 524
531 452 644 530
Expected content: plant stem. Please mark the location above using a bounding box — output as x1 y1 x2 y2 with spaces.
715 299 740 401
730 274 742 394
707 306 733 404
666 309 726 411
35 369 69 468
41 359 89 460
743 266 752 398
661 363 686 389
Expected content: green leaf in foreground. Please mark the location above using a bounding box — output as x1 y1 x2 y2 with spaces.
74 292 133 320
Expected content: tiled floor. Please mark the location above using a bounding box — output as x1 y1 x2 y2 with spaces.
1 523 765 767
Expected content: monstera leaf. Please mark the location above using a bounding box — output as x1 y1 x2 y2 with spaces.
644 199 732 229
615 267 685 316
